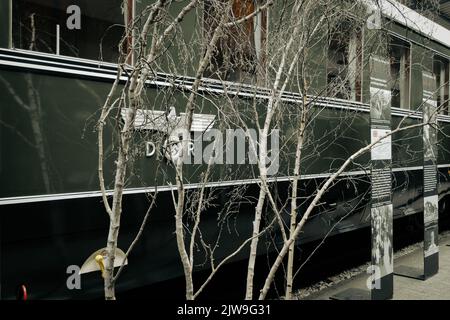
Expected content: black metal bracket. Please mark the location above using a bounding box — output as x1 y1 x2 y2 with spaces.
394 265 425 281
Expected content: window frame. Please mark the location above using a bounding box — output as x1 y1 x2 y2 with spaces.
9 0 135 64
326 22 364 102
202 0 269 85
433 53 450 115
388 36 412 110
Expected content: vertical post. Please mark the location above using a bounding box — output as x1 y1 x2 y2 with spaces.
0 0 12 48
124 0 135 65
131 0 136 66
422 71 439 279
369 55 393 300
56 24 60 55
8 0 12 48
0 1 12 298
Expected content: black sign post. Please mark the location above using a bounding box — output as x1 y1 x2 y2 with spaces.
331 55 393 300
395 71 439 280
422 71 439 278
368 55 394 300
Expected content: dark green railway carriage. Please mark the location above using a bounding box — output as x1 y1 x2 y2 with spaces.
0 0 449 299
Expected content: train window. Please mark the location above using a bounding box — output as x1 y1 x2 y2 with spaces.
203 0 268 84
433 56 449 115
12 0 132 63
389 37 411 109
327 23 363 102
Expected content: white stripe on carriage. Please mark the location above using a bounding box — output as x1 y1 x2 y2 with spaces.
1 165 449 205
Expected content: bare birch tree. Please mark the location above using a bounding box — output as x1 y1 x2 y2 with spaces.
97 0 201 300
97 0 275 300
242 0 366 299
94 0 447 301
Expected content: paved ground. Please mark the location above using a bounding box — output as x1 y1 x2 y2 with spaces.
308 235 450 300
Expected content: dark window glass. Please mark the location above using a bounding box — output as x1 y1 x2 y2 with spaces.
433 56 449 115
204 0 267 84
12 0 127 62
327 22 363 102
389 37 410 109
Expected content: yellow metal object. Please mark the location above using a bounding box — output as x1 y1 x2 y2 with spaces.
95 255 106 278
79 248 128 278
